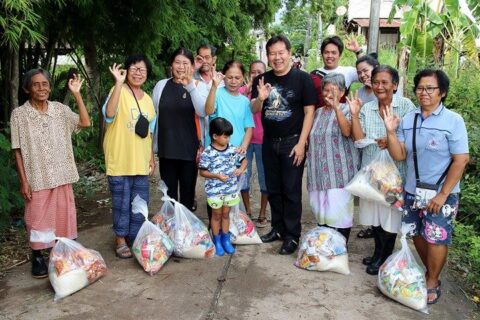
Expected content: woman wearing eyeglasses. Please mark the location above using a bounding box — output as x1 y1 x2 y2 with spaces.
151 48 206 210
350 65 416 275
103 54 156 259
383 69 469 305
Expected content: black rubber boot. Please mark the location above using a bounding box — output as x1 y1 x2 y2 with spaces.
31 250 48 279
366 231 397 275
362 226 382 265
336 227 351 244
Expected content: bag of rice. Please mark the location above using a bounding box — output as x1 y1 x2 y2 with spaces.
378 225 428 313
346 148 403 209
131 195 174 275
48 237 107 301
153 181 215 259
295 227 350 275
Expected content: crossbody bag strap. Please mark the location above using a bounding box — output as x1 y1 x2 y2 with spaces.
413 112 453 186
412 113 420 184
126 83 142 113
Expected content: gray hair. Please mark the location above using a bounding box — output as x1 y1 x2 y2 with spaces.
22 68 52 92
321 73 346 92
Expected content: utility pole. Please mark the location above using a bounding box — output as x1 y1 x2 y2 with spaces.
368 0 381 53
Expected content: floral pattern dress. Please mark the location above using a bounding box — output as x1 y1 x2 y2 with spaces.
307 103 359 228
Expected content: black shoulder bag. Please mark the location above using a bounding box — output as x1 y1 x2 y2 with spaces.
127 83 149 138
412 113 452 209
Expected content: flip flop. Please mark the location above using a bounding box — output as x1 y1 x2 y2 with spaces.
427 285 442 304
115 243 133 259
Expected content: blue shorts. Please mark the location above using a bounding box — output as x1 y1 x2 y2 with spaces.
402 192 459 245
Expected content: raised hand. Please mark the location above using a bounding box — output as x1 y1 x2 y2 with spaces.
347 91 363 116
179 64 194 86
257 77 272 101
212 71 225 88
345 36 361 53
194 55 204 71
383 105 400 133
109 63 126 84
67 73 84 94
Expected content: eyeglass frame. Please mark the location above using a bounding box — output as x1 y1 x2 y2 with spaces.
415 86 440 94
128 66 148 75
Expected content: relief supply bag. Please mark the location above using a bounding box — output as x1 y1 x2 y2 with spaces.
229 175 262 245
36 232 108 301
378 224 428 313
131 195 174 275
346 144 403 208
154 181 215 258
295 226 350 275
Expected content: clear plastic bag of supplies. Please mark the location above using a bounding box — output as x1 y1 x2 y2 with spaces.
33 231 108 301
131 195 174 275
153 181 215 258
294 226 350 275
378 224 428 313
346 147 403 208
229 175 262 245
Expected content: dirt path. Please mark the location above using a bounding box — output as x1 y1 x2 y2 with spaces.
0 171 477 320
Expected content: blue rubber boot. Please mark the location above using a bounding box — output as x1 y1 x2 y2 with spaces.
213 234 225 256
221 232 235 254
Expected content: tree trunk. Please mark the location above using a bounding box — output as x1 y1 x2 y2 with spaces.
397 47 409 98
317 12 323 64
304 15 312 69
8 48 20 111
83 36 104 149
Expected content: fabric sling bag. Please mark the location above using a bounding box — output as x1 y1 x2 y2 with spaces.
127 83 149 138
412 113 452 209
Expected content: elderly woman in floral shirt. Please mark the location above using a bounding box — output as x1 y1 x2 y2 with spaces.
11 68 90 278
307 73 359 243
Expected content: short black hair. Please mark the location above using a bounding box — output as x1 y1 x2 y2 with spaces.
250 60 266 72
356 53 379 67
124 54 152 79
372 65 399 93
197 44 217 56
170 47 195 65
222 60 245 75
22 68 51 92
413 69 450 102
321 36 344 55
266 35 291 55
209 117 233 139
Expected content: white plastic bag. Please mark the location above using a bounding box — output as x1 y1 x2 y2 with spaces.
131 195 174 275
154 181 215 259
294 227 350 275
354 138 377 149
229 175 262 245
48 237 107 301
345 149 403 208
229 205 262 245
378 225 428 313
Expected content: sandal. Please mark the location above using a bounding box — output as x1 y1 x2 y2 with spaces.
427 285 442 304
357 227 374 239
115 243 133 259
256 217 268 228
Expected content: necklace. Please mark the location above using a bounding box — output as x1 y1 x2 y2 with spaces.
31 100 48 113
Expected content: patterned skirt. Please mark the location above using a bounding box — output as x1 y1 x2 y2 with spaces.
25 184 77 250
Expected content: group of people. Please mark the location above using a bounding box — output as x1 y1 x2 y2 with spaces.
11 34 469 306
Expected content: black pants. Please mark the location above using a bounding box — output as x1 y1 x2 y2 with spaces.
263 135 305 241
159 158 197 209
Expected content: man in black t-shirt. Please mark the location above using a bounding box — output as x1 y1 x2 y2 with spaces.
251 35 317 254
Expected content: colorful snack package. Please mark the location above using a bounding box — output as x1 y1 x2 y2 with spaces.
229 204 262 245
